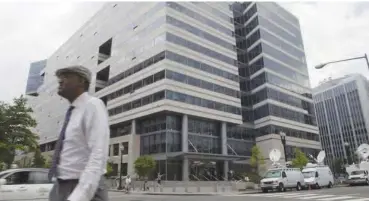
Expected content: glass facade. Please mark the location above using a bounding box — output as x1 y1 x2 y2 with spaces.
25 60 46 96
314 78 369 167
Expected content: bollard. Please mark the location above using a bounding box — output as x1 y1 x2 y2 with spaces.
213 183 218 192
221 184 225 192
197 186 201 192
160 186 163 192
172 186 176 192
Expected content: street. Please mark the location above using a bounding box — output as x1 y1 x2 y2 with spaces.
108 186 369 201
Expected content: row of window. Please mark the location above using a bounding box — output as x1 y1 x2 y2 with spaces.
191 2 233 24
188 117 221 136
167 16 235 52
251 72 312 98
254 103 316 126
108 89 242 117
243 87 315 115
249 56 309 87
165 90 241 115
140 131 181 155
106 70 165 101
258 2 299 27
166 33 237 66
227 139 253 156
166 70 240 98
226 125 257 141
137 114 182 134
188 134 221 154
108 91 165 116
166 2 234 37
107 51 165 86
166 51 239 82
258 125 320 142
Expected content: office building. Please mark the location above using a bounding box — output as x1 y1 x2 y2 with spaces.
26 2 319 180
25 60 46 96
313 74 369 166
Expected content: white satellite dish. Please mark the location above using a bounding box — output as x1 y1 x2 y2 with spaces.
356 144 369 160
316 150 326 164
269 149 281 163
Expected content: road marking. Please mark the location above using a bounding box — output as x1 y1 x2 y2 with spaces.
345 199 369 201
317 196 354 201
299 195 336 199
282 193 318 198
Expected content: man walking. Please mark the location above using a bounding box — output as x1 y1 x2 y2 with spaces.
48 65 110 201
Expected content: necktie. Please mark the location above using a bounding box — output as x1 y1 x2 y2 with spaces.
48 106 75 181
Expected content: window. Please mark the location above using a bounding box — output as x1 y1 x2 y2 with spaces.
29 171 50 184
5 171 30 185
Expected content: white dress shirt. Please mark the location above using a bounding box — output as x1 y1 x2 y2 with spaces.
57 92 110 201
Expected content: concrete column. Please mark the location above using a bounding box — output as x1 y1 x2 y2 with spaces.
183 157 189 181
182 114 188 153
223 161 229 181
221 122 228 180
182 115 189 181
127 119 136 176
221 122 227 155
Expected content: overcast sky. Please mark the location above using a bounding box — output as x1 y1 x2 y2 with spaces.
0 1 368 103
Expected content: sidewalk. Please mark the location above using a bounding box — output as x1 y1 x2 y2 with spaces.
109 189 260 196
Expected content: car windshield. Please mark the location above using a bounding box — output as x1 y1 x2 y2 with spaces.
302 171 315 178
351 170 365 175
264 170 281 178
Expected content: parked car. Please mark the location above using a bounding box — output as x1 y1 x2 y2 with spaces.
0 168 53 201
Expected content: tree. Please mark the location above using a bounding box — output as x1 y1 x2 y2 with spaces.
105 162 114 178
134 155 156 179
0 96 38 168
332 158 345 175
250 145 265 172
292 148 309 170
32 147 46 168
15 156 33 168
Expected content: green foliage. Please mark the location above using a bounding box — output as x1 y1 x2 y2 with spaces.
32 147 46 168
134 155 156 179
0 96 38 168
250 145 265 174
105 162 114 178
292 148 309 170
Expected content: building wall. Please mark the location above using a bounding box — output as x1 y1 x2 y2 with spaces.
313 74 369 166
233 2 320 166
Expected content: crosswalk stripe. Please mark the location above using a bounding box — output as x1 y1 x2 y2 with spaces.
344 199 369 201
317 196 354 201
282 194 318 198
299 195 336 199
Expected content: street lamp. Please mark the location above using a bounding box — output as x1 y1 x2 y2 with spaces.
344 142 351 165
315 54 369 70
117 143 125 190
280 132 287 162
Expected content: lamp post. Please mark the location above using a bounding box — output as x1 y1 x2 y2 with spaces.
117 143 125 190
315 54 369 70
344 142 351 165
280 132 287 162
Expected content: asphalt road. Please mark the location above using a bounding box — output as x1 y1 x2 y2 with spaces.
109 185 369 201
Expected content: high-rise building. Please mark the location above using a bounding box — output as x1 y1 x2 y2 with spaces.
25 60 46 96
26 2 319 180
232 2 320 165
313 74 369 166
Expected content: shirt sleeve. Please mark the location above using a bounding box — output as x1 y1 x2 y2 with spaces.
68 99 110 201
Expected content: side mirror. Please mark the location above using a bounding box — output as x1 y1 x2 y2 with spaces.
0 178 7 185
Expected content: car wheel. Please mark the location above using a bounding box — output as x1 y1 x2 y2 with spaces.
316 183 321 189
262 188 268 193
296 182 302 191
366 179 369 185
278 183 285 192
328 182 333 188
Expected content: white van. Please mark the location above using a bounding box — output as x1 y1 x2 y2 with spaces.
302 164 334 189
346 170 369 186
260 168 305 193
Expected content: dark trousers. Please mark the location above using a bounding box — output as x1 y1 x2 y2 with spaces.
49 176 108 201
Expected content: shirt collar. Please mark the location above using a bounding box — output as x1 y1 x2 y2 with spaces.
71 92 89 108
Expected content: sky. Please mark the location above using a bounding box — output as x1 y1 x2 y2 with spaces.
0 1 368 103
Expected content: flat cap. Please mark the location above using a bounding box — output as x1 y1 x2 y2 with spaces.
55 65 92 83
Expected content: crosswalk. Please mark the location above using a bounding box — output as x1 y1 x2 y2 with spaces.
224 192 369 201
